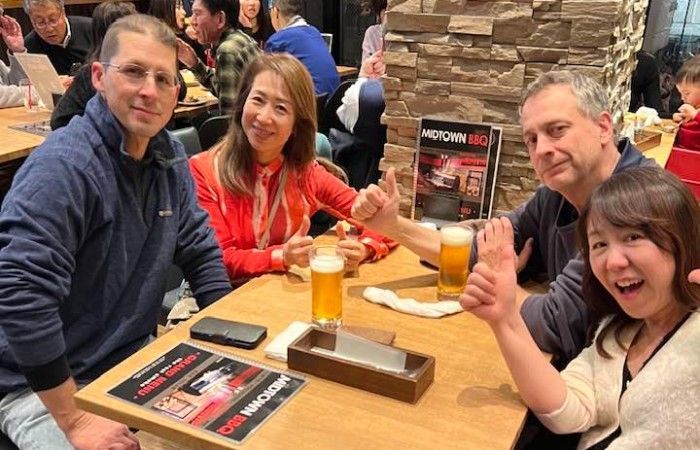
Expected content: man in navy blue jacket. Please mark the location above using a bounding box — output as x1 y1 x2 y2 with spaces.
0 14 231 449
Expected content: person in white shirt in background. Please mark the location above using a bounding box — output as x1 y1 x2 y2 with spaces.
0 59 26 108
0 9 38 108
330 49 385 190
336 49 383 134
361 0 385 63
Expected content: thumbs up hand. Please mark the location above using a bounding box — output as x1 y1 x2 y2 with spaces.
351 167 400 236
689 269 700 284
283 215 314 268
336 222 369 273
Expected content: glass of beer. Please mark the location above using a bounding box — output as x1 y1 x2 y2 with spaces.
437 225 473 300
309 245 345 329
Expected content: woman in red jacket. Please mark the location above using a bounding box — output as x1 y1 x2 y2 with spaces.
190 53 394 283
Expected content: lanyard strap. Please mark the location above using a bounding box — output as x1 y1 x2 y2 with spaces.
257 166 288 250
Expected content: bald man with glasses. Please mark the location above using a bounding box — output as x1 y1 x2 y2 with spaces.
0 0 91 75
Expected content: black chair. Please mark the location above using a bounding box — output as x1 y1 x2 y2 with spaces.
315 92 328 129
318 80 354 136
160 264 184 326
0 432 18 450
198 114 231 150
170 126 202 157
329 79 386 190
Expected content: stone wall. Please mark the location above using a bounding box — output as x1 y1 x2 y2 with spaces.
382 0 650 216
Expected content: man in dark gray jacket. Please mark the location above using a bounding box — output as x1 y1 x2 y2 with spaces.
350 71 655 363
0 15 231 450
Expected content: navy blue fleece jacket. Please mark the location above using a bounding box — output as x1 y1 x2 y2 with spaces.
0 94 231 393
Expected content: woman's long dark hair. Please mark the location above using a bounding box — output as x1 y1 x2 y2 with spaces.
577 167 700 358
217 53 316 196
88 1 137 62
237 0 273 46
148 0 179 30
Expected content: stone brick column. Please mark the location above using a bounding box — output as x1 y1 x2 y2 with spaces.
381 0 650 215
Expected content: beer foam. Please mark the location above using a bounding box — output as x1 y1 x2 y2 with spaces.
440 226 472 246
310 254 344 273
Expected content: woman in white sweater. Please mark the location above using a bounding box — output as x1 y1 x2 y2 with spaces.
461 166 700 449
0 58 26 108
0 10 29 108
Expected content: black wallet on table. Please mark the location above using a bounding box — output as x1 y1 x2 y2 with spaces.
190 317 267 349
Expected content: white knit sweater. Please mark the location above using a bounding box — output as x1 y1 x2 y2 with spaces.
537 312 700 449
0 59 28 108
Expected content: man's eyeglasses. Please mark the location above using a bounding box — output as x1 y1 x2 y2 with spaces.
102 63 178 91
31 15 62 30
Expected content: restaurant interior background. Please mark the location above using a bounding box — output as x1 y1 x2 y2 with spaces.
1 0 697 116
328 0 700 117
644 0 700 115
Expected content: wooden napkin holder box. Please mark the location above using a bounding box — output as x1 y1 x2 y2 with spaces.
287 328 435 404
636 129 663 152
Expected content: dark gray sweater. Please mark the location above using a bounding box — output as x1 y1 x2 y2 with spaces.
470 139 656 363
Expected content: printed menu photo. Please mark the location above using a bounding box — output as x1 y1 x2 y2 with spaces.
413 118 502 225
108 341 306 445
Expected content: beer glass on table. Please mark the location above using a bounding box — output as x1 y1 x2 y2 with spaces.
310 245 345 329
437 225 473 300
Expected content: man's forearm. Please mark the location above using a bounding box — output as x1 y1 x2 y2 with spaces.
516 285 531 309
392 217 441 266
35 377 82 432
190 59 213 92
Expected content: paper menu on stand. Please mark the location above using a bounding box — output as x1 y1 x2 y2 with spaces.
14 53 66 110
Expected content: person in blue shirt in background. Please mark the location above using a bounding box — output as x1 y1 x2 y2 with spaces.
266 0 339 96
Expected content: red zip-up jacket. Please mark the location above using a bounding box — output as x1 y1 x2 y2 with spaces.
190 150 395 281
676 112 700 151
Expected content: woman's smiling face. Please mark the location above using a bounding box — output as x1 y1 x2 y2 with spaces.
587 216 678 320
241 70 296 165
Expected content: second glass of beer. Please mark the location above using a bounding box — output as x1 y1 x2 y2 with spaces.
310 245 345 329
437 225 473 300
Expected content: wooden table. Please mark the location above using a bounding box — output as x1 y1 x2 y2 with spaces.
0 107 50 164
642 120 677 167
337 65 359 80
75 245 529 450
0 88 217 163
174 85 219 120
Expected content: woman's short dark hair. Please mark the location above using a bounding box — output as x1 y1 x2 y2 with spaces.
217 53 316 196
88 1 136 61
578 166 700 358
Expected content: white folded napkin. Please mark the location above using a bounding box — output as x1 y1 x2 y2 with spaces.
362 287 463 318
635 106 662 126
263 321 312 362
